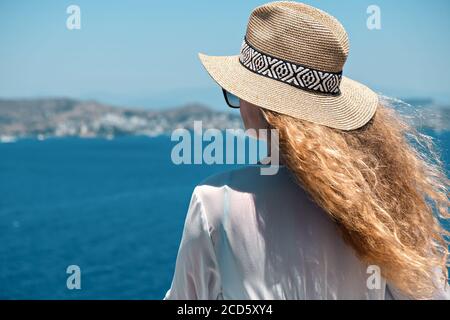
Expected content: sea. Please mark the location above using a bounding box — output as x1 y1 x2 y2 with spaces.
0 131 449 299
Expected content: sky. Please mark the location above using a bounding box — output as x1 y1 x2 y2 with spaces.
0 0 450 110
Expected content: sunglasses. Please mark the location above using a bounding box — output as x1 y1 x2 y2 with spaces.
222 89 240 109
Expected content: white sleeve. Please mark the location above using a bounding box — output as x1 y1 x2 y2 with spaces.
432 284 450 300
386 269 450 300
163 188 222 300
429 267 450 300
385 282 411 300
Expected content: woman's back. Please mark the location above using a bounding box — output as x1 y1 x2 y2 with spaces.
166 1 450 300
164 166 389 299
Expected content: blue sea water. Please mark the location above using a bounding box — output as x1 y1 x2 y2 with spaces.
0 132 449 299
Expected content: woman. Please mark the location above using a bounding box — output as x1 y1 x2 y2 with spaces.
164 1 449 300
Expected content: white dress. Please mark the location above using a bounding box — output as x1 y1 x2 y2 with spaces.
164 165 449 300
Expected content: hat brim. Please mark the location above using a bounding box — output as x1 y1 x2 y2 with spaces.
199 53 378 131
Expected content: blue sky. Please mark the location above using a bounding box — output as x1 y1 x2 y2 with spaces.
0 0 449 109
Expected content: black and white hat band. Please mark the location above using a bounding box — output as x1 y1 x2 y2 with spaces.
239 38 343 96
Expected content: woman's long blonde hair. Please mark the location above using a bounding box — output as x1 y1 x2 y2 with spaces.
261 99 449 299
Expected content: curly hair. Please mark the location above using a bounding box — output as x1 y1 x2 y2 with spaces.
260 101 449 299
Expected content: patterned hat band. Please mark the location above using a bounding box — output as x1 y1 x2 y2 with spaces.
239 38 343 96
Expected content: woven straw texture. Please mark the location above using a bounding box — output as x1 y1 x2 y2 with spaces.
199 1 378 131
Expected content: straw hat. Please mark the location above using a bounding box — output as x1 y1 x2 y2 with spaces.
198 1 379 131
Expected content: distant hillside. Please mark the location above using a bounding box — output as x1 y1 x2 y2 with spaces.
0 97 448 142
0 98 242 140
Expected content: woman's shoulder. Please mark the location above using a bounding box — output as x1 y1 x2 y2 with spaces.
197 164 288 191
203 164 269 181
193 165 288 206
193 166 262 212
192 166 260 221
191 165 293 231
